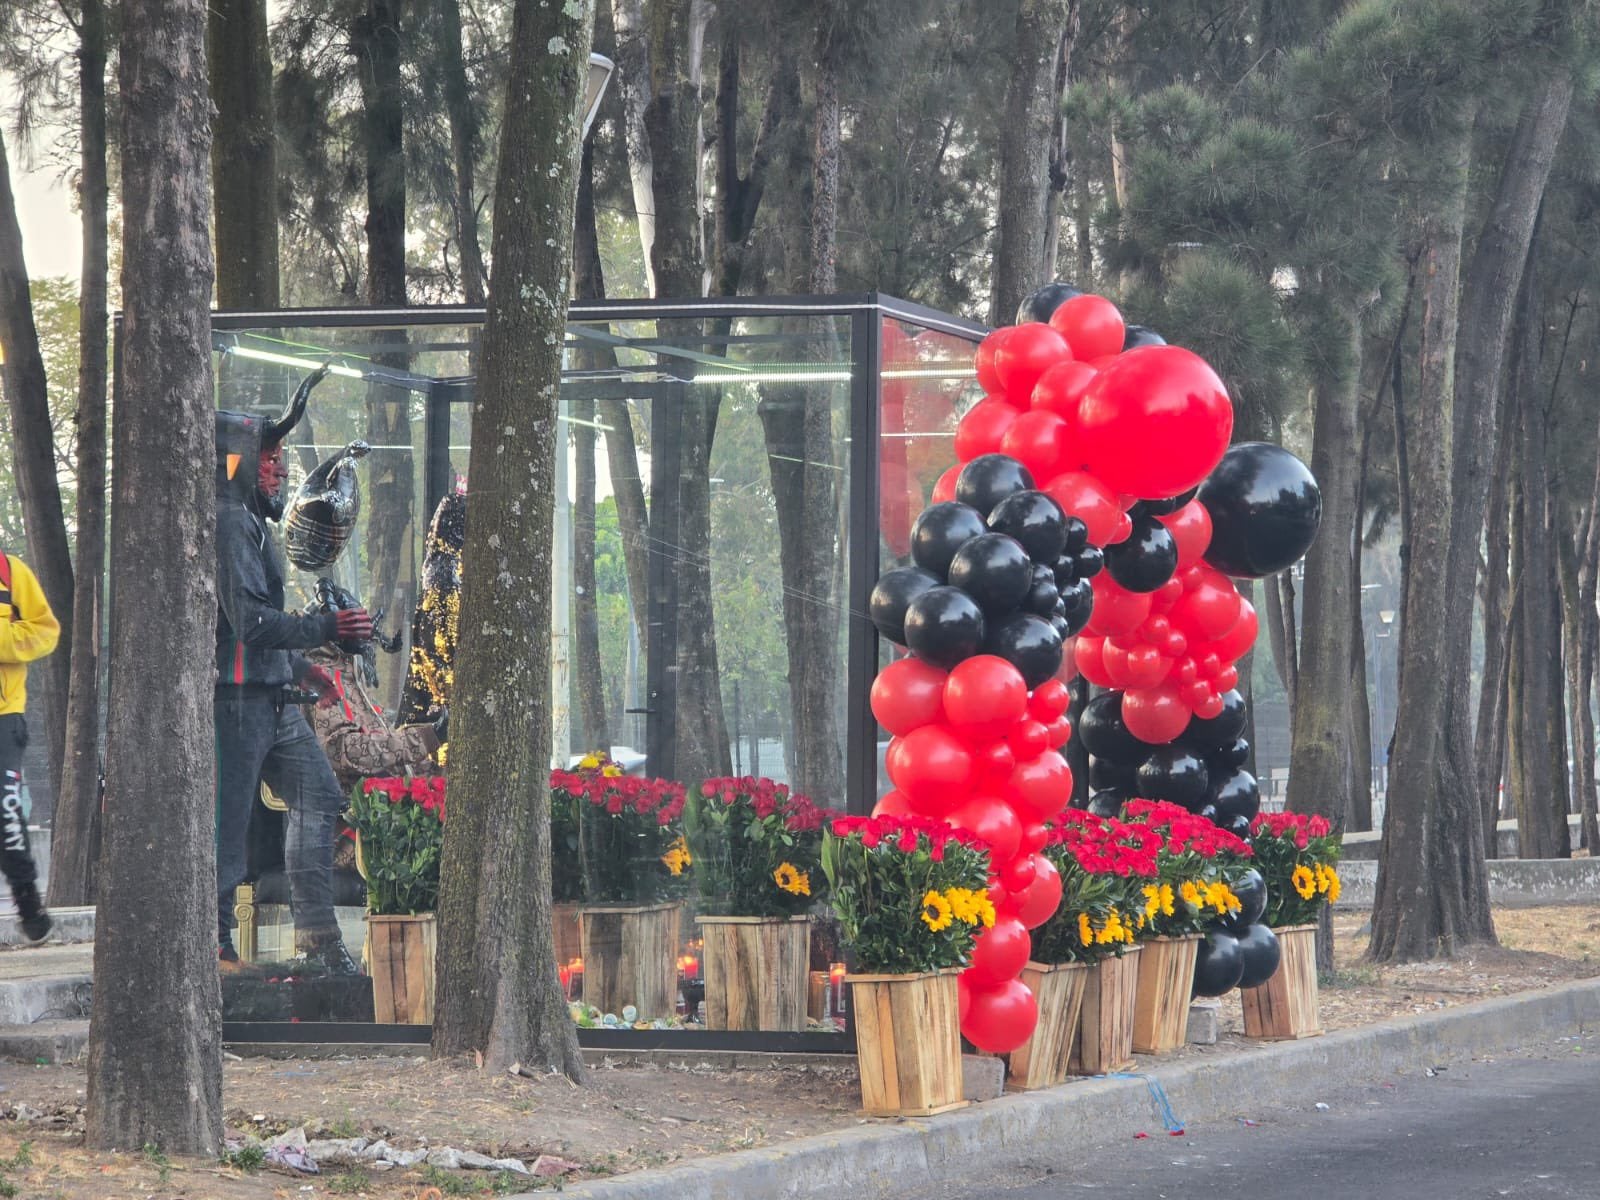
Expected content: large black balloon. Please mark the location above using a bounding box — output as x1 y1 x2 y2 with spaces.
1223 813 1253 842
1234 923 1282 989
1208 768 1261 825
1131 487 1198 519
956 454 1036 518
1058 578 1094 635
1079 691 1144 762
1136 746 1210 808
1122 324 1167 350
1104 516 1179 594
988 490 1069 563
1208 737 1251 771
904 586 986 669
1181 690 1247 751
1088 756 1137 793
911 502 987 577
1023 564 1060 617
869 566 941 645
1087 790 1127 818
1191 930 1245 998
983 612 1063 689
948 533 1033 617
1199 442 1322 578
1229 868 1268 927
1017 281 1083 325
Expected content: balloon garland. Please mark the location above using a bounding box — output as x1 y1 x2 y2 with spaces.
869 285 1321 1053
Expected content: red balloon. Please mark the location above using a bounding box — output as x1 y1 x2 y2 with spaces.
1085 575 1153 637
1055 640 1081 684
1017 822 1048 856
1001 410 1071 480
1000 852 1037 892
1074 635 1114 687
885 726 974 815
1100 640 1134 688
1121 643 1169 689
1140 615 1172 645
954 397 1021 462
944 655 1029 737
1172 656 1199 686
1008 719 1049 760
1159 499 1213 569
974 327 1017 395
975 740 1017 787
1196 650 1222 678
1151 576 1185 612
1044 715 1072 748
1214 664 1239 691
1165 631 1188 659
931 463 962 504
1043 470 1125 546
1211 599 1259 663
1028 679 1071 721
1011 855 1062 929
1076 346 1234 499
1192 690 1225 720
947 795 1022 864
1030 360 1098 430
1007 750 1072 823
1122 685 1191 745
870 657 948 736
1171 569 1243 642
1049 294 1125 361
961 977 1038 1054
872 789 914 818
994 323 1073 398
1182 679 1213 709
966 914 1031 985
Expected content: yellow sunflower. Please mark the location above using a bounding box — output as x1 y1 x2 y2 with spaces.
1179 880 1202 908
773 862 811 896
1317 863 1341 903
660 835 693 876
1078 912 1094 946
921 889 954 933
1291 864 1316 899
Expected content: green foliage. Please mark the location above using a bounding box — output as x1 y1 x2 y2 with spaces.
683 777 831 917
220 1143 266 1172
1251 812 1343 928
347 778 446 915
550 773 584 904
327 1168 370 1194
557 764 689 905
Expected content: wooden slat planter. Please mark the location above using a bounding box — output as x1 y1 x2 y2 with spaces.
698 915 810 1031
367 913 437 1025
580 902 682 1020
1007 960 1088 1091
1132 934 1202 1054
848 970 967 1117
552 901 583 968
1240 924 1323 1040
1069 947 1141 1076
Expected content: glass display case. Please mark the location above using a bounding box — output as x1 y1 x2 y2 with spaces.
123 294 985 1048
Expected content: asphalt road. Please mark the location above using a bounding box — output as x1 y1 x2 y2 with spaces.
910 1035 1600 1200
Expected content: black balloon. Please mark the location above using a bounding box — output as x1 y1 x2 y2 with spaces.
1087 790 1127 818
1088 756 1137 793
1223 813 1253 841
1197 803 1221 824
983 612 1063 689
1074 544 1105 578
949 533 1033 616
1191 930 1245 998
904 586 986 670
988 489 1070 564
1208 768 1261 825
1122 324 1167 350
1104 516 1179 593
1208 738 1251 771
1234 923 1282 989
1023 564 1060 617
911 502 987 577
1058 578 1094 635
1135 746 1210 808
1131 487 1198 519
1062 516 1090 555
1016 281 1083 325
1230 868 1268 927
1181 690 1247 751
1198 442 1323 578
956 454 1036 518
1079 691 1144 762
869 567 941 645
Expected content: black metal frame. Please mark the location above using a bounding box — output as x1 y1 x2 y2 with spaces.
222 1021 854 1054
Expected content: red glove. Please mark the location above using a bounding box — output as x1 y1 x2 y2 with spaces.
303 664 339 709
333 607 374 641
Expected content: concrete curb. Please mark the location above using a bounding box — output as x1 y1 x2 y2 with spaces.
535 976 1600 1200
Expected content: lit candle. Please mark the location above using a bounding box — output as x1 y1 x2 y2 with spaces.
829 963 846 1016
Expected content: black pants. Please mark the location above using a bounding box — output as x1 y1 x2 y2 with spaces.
0 714 39 896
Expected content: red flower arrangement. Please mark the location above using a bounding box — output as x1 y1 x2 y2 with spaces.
349 776 447 915
1252 809 1332 850
1124 798 1253 858
829 813 989 861
565 766 689 905
685 777 837 916
363 775 448 823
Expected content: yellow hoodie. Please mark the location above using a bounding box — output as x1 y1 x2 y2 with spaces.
0 554 60 716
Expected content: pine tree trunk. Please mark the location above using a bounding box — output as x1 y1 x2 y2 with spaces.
572 143 609 752
50 0 110 907
610 0 657 293
88 0 222 1150
433 0 593 1080
208 0 279 308
439 0 486 304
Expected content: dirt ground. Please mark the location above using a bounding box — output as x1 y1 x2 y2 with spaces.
0 904 1596 1199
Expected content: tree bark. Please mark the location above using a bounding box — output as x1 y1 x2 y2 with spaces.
572 142 609 752
1474 343 1517 852
610 0 657 293
88 0 222 1151
1041 4 1079 282
208 0 280 308
433 0 593 1081
50 0 110 908
438 0 487 304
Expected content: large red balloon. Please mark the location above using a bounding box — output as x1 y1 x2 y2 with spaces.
1011 855 1062 929
1074 635 1114 687
994 323 1073 398
885 726 974 815
1210 599 1259 664
1084 574 1153 637
943 655 1029 738
947 794 1023 863
961 977 1038 1054
1030 360 1098 429
871 789 914 818
954 397 1021 462
1122 685 1191 745
1075 346 1234 499
1000 410 1070 481
966 914 1031 986
974 327 1017 395
1049 294 1125 361
1043 471 1125 546
1171 568 1243 641
870 657 948 735
1159 499 1213 569
1007 750 1072 823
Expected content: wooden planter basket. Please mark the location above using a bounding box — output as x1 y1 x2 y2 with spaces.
1069 947 1142 1076
552 901 584 968
1240 923 1323 1040
1132 934 1202 1054
367 913 437 1025
1007 960 1088 1091
579 901 683 1020
697 915 811 1031
848 969 967 1117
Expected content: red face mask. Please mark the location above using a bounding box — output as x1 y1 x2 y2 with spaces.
257 443 288 499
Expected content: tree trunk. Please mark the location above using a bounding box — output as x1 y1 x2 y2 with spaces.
572 143 609 752
433 0 593 1080
610 0 657 293
1040 4 1080 282
208 0 280 308
88 0 222 1151
0 128 74 803
50 0 110 908
991 0 1076 326
438 0 487 304
1474 351 1517 853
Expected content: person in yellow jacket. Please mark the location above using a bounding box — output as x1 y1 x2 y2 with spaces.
0 551 59 943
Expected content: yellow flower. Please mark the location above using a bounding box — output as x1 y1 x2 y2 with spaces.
602 764 623 778
1317 863 1341 903
1078 913 1093 946
1204 881 1241 915
1292 864 1316 900
973 892 996 929
773 862 811 896
578 754 601 770
1143 884 1162 918
1160 884 1175 917
921 889 954 932
1179 880 1202 908
660 835 692 876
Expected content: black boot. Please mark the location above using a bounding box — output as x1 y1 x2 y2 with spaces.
13 883 50 945
297 931 360 977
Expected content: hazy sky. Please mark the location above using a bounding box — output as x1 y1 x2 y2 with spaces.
14 159 80 281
